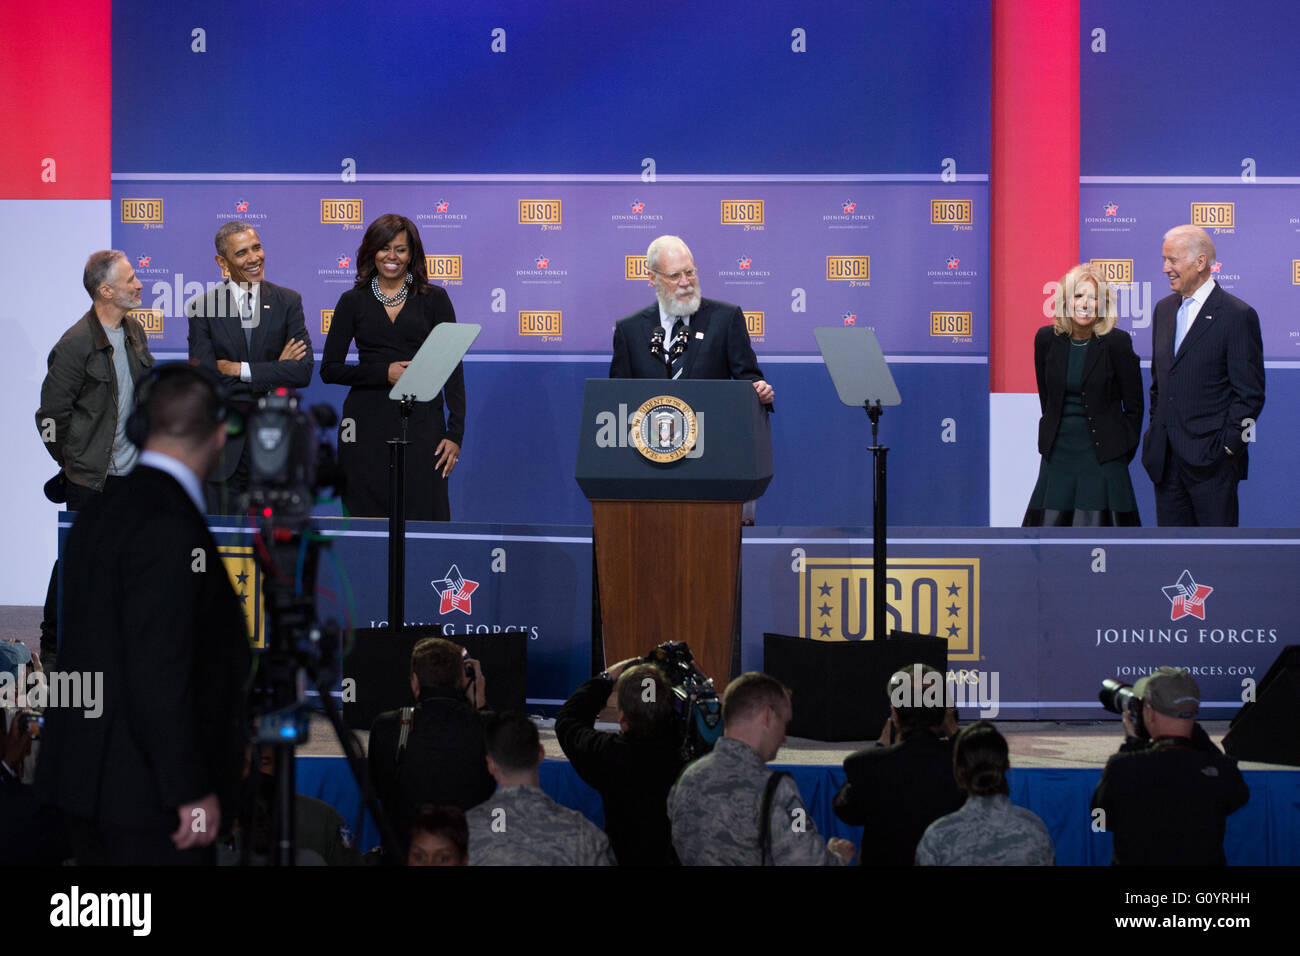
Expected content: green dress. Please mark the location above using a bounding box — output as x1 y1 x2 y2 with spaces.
1023 338 1140 526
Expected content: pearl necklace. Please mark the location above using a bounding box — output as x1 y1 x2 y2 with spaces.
372 272 412 306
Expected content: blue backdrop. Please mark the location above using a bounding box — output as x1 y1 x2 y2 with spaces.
110 0 993 527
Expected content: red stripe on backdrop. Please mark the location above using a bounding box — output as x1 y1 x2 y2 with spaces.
0 0 111 199
990 1 1079 394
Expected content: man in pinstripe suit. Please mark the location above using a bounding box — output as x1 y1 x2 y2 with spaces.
1141 225 1265 526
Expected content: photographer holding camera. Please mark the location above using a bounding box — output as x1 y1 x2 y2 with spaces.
1092 666 1249 865
555 655 686 866
367 637 493 855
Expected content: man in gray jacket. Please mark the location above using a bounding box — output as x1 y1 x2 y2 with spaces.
35 250 154 665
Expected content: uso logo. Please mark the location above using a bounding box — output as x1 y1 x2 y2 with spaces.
120 199 163 223
518 311 562 336
425 255 463 281
1191 203 1234 228
518 200 562 225
826 256 870 281
930 312 972 336
321 199 363 224
1090 259 1134 284
930 200 972 225
721 200 764 225
1292 260 1300 285
126 308 165 335
321 310 333 334
744 311 765 337
625 255 650 281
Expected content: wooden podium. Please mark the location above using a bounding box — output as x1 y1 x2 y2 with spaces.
576 381 773 685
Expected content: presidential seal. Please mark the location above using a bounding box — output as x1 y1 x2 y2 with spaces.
629 395 698 463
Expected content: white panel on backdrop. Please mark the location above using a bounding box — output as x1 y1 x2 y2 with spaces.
0 200 111 605
989 392 1042 526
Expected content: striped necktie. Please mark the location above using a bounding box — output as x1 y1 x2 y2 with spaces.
669 318 688 379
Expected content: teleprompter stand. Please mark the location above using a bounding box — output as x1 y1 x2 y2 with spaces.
383 322 480 630
814 326 901 642
761 329 945 741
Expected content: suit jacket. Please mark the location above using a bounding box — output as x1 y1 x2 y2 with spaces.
833 731 964 866
36 466 252 832
1141 283 1264 483
36 310 154 491
187 279 313 480
1034 325 1143 464
610 297 766 386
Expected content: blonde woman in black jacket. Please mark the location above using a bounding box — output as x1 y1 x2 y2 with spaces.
1023 263 1143 526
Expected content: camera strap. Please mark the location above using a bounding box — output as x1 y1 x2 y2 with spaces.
395 706 415 764
758 771 792 866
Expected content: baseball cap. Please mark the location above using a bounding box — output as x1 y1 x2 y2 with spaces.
1134 666 1200 719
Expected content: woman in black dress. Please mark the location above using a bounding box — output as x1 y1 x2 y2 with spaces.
321 214 465 520
1023 263 1142 526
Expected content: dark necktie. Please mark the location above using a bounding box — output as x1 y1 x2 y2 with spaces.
241 293 254 350
669 318 687 379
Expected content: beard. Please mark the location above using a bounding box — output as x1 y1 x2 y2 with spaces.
657 283 702 318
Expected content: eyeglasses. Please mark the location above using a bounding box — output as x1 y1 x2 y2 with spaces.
652 267 697 283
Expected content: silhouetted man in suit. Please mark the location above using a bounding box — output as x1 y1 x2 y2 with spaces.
1142 225 1264 526
37 364 251 864
188 221 312 512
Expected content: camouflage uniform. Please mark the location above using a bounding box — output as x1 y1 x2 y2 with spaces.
668 737 845 866
914 794 1054 866
466 785 615 866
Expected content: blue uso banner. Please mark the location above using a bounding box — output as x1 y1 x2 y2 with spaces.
741 527 1295 720
58 517 593 707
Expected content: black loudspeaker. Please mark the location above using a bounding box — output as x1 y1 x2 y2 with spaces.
763 632 947 742
1223 645 1300 767
342 627 528 731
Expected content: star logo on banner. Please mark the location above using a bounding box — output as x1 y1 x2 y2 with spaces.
536 255 550 269
946 256 960 269
842 313 856 326
433 564 479 616
436 199 449 213
842 200 856 213
1211 262 1222 273
737 256 752 269
337 255 351 268
137 255 151 267
1104 202 1118 216
631 200 645 213
236 200 249 213
1162 570 1213 621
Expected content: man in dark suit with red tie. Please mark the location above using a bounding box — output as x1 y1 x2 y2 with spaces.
610 235 774 406
1141 225 1264 526
187 221 313 512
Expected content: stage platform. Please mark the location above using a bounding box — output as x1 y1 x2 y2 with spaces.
6 605 1295 866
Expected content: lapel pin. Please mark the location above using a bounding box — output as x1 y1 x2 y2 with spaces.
694 331 703 339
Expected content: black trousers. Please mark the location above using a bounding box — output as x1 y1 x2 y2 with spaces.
1154 452 1242 527
64 814 214 866
204 438 251 515
40 476 127 661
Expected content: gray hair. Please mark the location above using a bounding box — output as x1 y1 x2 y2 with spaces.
82 250 127 300
1163 224 1216 266
215 220 255 256
646 235 692 273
